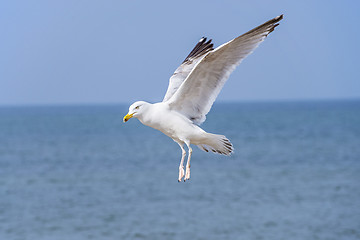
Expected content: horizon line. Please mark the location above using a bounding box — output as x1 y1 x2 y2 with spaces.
0 97 359 108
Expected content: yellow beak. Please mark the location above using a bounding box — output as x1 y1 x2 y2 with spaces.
123 113 134 122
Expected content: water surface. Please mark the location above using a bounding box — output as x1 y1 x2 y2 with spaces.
0 101 359 240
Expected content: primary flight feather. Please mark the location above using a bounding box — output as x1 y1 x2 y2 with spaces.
123 15 283 182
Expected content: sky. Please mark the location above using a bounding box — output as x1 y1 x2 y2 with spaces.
1 0 359 105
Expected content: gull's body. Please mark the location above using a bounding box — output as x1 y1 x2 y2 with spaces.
124 15 283 181
136 102 207 144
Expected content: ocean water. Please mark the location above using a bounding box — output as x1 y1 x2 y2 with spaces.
0 101 359 240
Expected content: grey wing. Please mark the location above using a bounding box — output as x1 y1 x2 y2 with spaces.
166 15 283 124
162 37 214 102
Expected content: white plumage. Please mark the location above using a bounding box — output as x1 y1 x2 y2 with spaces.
124 15 283 181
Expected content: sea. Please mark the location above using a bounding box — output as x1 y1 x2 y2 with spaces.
0 100 359 240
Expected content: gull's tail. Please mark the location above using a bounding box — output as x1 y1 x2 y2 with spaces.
197 133 233 156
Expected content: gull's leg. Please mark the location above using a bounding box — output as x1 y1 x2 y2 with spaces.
184 141 192 181
176 141 186 182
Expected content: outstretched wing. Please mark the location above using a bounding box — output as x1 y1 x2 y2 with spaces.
166 15 283 124
162 37 214 102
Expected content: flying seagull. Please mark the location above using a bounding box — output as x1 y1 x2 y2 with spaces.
123 15 283 182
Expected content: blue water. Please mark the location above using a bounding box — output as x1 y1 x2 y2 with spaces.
0 101 359 240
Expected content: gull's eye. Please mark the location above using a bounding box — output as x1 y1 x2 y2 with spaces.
135 106 140 110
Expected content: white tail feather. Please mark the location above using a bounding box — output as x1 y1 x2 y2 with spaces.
197 133 233 155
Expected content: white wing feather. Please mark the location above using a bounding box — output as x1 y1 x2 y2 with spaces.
163 60 202 102
163 38 213 102
166 15 283 124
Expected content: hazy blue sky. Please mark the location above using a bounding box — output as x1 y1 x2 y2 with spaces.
1 0 359 105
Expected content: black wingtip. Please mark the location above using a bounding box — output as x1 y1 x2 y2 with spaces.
245 14 284 35
276 14 284 21
268 15 283 33
182 36 214 63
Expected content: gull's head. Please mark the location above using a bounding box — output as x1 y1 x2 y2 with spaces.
123 101 149 123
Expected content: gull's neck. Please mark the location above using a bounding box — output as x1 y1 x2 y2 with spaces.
137 102 164 129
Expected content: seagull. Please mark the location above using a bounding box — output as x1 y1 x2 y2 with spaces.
123 15 283 182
